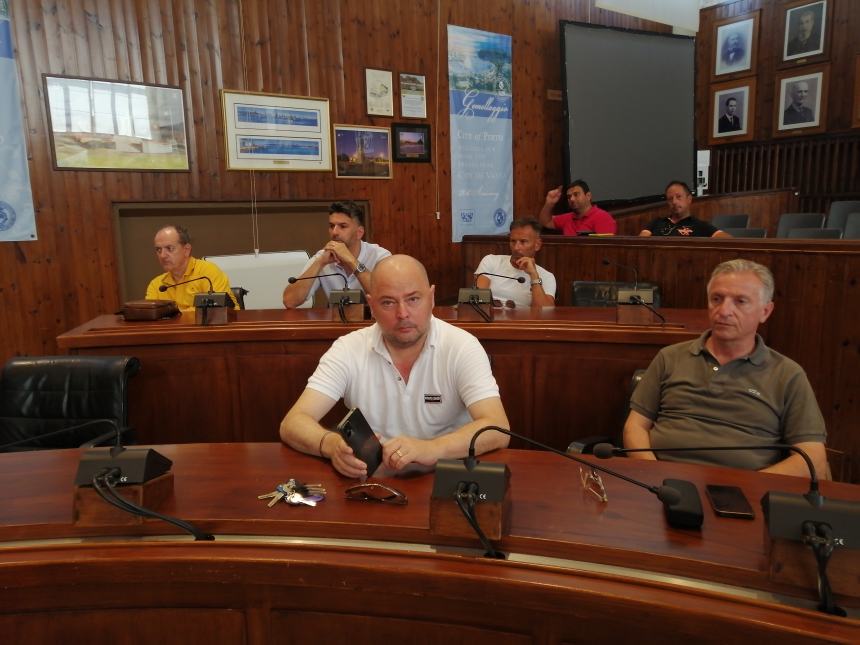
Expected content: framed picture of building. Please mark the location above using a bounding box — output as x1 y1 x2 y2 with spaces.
334 125 392 179
221 90 331 171
43 75 189 171
365 68 394 117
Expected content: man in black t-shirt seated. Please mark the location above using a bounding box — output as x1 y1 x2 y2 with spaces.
639 181 731 238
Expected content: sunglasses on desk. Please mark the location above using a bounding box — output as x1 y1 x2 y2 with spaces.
492 299 516 309
344 482 408 505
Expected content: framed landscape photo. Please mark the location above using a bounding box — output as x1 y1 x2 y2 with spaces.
392 123 431 162
399 72 427 119
365 68 394 117
774 65 828 136
782 0 828 64
709 79 756 145
333 125 391 179
221 90 331 171
712 11 759 80
43 75 189 171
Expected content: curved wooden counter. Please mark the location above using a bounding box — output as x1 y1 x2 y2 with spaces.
0 445 857 643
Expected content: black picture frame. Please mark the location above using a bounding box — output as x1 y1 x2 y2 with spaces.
392 123 431 163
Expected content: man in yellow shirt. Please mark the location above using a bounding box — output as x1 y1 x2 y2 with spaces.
145 225 238 310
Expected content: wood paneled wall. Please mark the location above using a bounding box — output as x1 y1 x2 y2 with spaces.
1 0 669 362
1 0 858 363
699 1 860 210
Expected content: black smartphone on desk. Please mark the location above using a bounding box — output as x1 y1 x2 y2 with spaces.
705 484 755 519
336 408 383 476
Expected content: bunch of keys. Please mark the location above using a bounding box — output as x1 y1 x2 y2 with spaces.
258 479 327 507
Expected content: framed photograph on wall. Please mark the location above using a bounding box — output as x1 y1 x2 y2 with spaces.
43 75 189 171
853 55 860 129
774 65 828 135
709 79 756 145
712 11 759 80
221 90 331 171
365 68 394 117
392 123 431 162
782 0 828 64
399 72 427 119
333 125 391 179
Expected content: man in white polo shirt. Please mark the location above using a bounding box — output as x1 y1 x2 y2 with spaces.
474 218 555 308
280 255 510 479
282 200 391 308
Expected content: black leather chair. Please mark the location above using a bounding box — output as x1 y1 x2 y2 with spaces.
0 355 140 451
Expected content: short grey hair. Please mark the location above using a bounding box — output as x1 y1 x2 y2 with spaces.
708 259 774 303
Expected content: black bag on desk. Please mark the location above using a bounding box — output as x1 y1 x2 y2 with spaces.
120 299 179 321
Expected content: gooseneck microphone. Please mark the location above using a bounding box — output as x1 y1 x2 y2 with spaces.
602 257 639 290
288 272 349 290
0 418 128 452
466 427 682 506
473 272 527 288
592 442 821 506
627 294 666 324
159 275 214 293
593 442 857 617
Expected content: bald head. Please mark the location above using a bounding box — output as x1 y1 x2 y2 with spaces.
370 254 430 293
368 255 435 350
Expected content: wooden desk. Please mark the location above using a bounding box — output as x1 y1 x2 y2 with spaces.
57 307 709 450
0 445 856 643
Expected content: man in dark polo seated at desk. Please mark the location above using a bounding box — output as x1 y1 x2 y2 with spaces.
282 200 391 308
623 259 828 478
639 181 730 238
280 254 510 479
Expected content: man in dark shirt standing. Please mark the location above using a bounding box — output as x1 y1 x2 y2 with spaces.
640 181 730 238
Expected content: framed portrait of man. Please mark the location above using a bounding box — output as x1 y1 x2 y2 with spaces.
712 12 759 80
782 0 827 63
709 80 755 145
774 65 828 135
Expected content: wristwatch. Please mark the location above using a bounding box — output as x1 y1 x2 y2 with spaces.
354 261 368 274
531 278 543 286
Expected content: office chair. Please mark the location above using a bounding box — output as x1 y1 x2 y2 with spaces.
776 213 824 238
786 228 842 239
0 355 140 452
720 227 767 238
825 201 860 232
711 214 750 229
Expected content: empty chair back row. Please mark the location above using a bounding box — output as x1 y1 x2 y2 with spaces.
710 213 749 229
776 212 824 238
826 200 860 231
720 227 767 238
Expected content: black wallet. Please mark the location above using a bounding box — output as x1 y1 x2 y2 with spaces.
336 408 383 476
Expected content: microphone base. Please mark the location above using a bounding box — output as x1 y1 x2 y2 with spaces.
430 459 510 541
662 478 704 529
616 303 658 326
74 447 173 486
330 302 367 322
456 289 494 322
194 292 232 326
73 471 174 527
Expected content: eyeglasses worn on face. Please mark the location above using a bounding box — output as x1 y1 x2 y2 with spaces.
344 482 408 505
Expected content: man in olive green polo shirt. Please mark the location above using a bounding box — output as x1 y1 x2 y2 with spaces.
623 259 828 478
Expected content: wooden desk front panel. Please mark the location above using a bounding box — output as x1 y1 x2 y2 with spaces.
59 310 707 450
